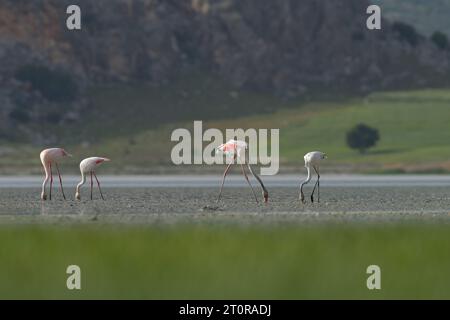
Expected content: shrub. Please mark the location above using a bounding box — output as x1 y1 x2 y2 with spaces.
15 65 78 102
431 31 449 50
46 112 62 123
392 22 419 47
352 31 365 42
9 108 30 123
346 123 380 154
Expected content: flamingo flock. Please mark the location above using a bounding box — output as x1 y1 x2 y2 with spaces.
39 142 326 203
40 148 110 201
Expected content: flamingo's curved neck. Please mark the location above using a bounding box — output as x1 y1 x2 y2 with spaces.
302 166 312 186
76 171 86 193
247 163 268 195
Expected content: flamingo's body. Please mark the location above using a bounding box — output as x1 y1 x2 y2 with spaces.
75 157 110 200
216 139 268 203
300 151 326 203
40 148 71 200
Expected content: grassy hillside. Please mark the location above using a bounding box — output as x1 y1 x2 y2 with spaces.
280 90 450 173
374 0 450 36
1 222 450 299
3 87 450 174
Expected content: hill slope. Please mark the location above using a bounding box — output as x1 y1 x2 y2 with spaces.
1 0 450 143
3 88 450 174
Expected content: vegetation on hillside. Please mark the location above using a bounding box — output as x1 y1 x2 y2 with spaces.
391 21 420 47
3 0 450 143
15 65 78 103
431 31 449 50
374 0 450 36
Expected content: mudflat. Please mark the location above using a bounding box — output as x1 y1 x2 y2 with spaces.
1 186 450 224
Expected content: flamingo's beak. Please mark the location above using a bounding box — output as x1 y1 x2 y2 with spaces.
264 193 269 203
96 158 111 164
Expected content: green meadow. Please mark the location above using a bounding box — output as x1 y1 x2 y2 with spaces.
3 85 450 174
1 222 450 299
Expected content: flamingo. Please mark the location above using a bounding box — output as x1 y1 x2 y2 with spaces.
40 148 72 200
300 151 327 203
75 157 110 200
216 139 269 203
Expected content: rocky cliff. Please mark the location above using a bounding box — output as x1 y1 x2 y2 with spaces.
0 0 449 143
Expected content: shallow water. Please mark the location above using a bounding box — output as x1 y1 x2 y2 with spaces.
3 174 450 188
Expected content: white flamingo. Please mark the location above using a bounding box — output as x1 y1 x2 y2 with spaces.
216 139 269 203
75 157 110 200
300 151 327 203
40 148 72 200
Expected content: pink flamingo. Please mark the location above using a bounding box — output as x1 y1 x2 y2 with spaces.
40 148 72 200
216 139 268 203
75 157 110 200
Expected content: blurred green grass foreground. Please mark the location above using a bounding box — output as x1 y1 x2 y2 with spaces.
1 222 450 299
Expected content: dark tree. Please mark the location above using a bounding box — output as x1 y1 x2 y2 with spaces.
9 108 30 123
392 22 419 47
346 124 380 154
15 65 78 102
431 31 449 50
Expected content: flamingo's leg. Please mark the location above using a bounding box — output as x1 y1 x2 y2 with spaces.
317 167 320 202
55 162 66 200
41 168 49 201
93 172 105 200
49 163 53 201
239 158 258 203
311 166 320 203
90 171 93 200
217 159 234 202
